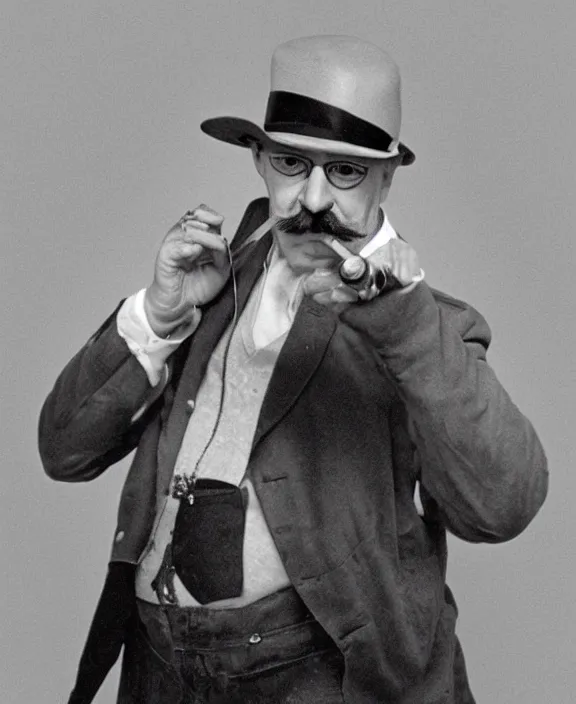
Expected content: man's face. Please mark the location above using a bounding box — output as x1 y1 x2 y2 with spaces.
252 144 396 273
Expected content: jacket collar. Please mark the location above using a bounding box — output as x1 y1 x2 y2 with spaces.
157 231 272 489
157 232 337 492
253 296 336 447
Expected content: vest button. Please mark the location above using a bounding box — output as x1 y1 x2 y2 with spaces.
186 399 195 413
248 633 262 644
115 530 125 543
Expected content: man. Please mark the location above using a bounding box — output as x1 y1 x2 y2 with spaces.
39 35 548 704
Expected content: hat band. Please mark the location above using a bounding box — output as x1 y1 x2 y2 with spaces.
264 91 395 153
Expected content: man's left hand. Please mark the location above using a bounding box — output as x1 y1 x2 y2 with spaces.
303 238 422 309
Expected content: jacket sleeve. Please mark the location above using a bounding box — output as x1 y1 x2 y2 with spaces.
341 282 549 543
38 304 165 483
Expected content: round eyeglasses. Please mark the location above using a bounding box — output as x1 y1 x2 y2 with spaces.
268 153 369 190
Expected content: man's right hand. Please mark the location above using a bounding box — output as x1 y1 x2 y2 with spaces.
144 205 230 338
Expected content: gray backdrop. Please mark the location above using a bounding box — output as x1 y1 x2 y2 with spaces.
1 1 574 702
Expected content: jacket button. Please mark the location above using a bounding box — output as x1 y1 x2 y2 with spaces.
186 399 195 413
248 633 262 644
115 531 125 543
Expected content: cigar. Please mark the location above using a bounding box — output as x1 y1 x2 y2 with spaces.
322 236 387 292
321 236 355 261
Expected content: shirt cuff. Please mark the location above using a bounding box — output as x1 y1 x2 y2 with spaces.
117 289 201 386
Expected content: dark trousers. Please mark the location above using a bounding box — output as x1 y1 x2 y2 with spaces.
117 587 345 703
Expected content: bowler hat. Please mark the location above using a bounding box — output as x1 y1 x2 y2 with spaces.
201 35 415 165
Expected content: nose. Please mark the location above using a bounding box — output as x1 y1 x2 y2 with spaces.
299 165 334 213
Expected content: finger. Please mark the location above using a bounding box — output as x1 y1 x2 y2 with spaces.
367 246 392 276
179 228 227 252
180 220 209 231
330 287 359 303
168 216 208 238
308 279 358 304
312 287 358 307
174 241 203 257
195 203 219 215
210 245 231 271
302 269 342 296
183 205 224 230
368 241 421 288
169 239 230 273
390 249 420 286
170 241 205 269
312 290 338 305
179 233 231 272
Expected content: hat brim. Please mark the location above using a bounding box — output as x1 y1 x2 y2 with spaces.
201 117 415 165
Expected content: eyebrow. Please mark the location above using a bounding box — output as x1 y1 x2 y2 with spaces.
270 151 369 167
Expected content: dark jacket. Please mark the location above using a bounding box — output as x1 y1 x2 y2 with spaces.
39 198 548 703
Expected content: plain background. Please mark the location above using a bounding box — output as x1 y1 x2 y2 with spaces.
1 1 574 702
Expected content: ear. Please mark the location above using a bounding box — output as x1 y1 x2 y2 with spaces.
250 143 266 178
379 175 394 205
379 183 392 205
379 158 400 203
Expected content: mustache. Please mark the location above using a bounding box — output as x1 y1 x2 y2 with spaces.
275 208 364 242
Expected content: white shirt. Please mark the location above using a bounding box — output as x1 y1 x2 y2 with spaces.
121 213 426 607
117 213 403 381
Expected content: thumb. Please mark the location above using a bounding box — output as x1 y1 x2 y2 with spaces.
210 241 232 272
303 269 341 296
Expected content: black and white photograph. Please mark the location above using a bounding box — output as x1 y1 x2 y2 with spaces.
1 1 573 702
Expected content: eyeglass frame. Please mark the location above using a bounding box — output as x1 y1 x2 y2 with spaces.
267 152 370 190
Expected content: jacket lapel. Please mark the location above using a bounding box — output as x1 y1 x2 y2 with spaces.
158 232 337 487
252 297 336 448
157 233 273 491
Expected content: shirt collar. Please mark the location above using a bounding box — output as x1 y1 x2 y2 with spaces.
359 212 398 258
251 212 397 350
